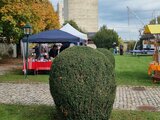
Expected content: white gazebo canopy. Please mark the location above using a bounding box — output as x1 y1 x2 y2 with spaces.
60 23 88 40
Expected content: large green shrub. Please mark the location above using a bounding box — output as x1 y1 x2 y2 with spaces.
92 25 119 49
97 48 115 68
49 46 116 120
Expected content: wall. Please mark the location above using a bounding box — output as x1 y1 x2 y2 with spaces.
64 0 98 32
0 43 17 57
57 1 64 26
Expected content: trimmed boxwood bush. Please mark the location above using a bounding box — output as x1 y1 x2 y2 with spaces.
97 48 115 67
49 46 116 120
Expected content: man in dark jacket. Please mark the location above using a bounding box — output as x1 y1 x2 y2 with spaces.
49 45 58 58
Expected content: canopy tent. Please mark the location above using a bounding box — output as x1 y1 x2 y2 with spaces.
22 29 80 43
60 23 88 41
144 25 160 34
140 34 155 40
21 29 81 76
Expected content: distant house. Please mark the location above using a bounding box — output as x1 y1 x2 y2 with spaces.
87 32 96 39
87 32 97 49
123 41 129 52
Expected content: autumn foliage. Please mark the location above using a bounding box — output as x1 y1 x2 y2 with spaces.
0 0 60 43
30 2 60 32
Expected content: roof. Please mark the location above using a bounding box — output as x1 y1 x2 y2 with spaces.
22 29 80 43
87 32 96 39
140 34 155 40
60 23 88 40
144 25 160 34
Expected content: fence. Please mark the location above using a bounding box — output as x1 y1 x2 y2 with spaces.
0 43 17 57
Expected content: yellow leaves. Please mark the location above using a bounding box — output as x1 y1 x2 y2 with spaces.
0 7 8 13
0 0 60 43
1 1 60 31
2 15 13 22
29 1 60 31
20 22 25 27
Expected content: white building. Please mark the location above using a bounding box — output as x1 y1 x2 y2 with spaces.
57 1 64 26
58 0 98 32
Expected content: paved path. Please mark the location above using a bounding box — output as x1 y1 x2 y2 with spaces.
0 83 160 111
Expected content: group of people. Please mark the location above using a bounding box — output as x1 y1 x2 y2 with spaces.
112 42 124 55
33 44 58 60
33 43 71 60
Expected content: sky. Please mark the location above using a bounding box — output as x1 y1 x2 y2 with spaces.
50 0 160 40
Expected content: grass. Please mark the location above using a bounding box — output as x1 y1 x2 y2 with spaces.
0 69 49 83
111 110 160 120
115 55 160 86
0 57 49 83
0 104 160 120
0 56 160 120
0 104 56 120
0 55 159 86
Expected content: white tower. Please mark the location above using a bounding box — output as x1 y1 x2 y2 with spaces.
57 1 64 26
63 0 98 32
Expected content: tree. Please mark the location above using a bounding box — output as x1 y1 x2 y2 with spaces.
92 25 119 49
0 0 60 43
118 37 124 46
30 1 60 32
127 40 136 51
0 3 33 43
0 1 6 8
150 16 160 24
63 20 85 33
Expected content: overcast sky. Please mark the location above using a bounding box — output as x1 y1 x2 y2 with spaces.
50 0 160 40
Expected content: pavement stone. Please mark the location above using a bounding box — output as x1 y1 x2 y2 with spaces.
0 83 54 106
0 83 160 111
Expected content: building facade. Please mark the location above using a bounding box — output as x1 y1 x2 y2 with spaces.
63 0 98 32
57 1 64 26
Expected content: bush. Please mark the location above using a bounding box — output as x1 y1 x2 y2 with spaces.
109 48 114 54
97 48 115 68
49 46 116 120
92 25 119 49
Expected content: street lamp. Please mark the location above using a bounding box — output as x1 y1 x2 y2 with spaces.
23 23 32 78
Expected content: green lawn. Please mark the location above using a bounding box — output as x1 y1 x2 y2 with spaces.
111 110 160 120
0 55 159 86
115 55 159 86
0 56 160 120
0 104 160 120
0 69 49 83
0 104 55 120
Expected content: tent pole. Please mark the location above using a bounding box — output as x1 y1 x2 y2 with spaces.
25 35 29 78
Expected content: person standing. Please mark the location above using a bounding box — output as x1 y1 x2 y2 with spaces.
120 44 124 55
49 45 58 58
34 44 40 59
112 42 117 54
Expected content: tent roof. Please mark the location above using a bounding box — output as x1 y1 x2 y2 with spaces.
22 29 80 43
60 23 88 40
144 25 160 34
140 34 155 40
